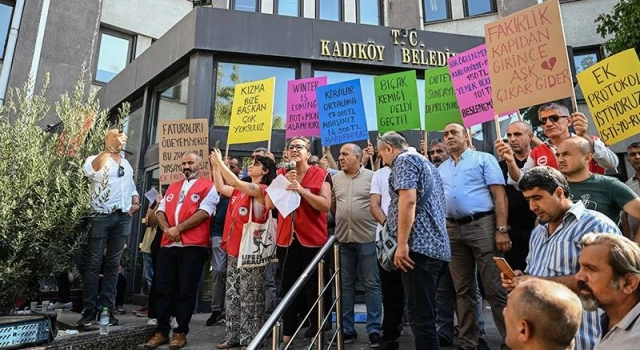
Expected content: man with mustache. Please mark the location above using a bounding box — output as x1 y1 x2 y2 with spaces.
144 152 219 349
496 101 619 186
622 142 640 241
575 233 640 349
501 166 621 350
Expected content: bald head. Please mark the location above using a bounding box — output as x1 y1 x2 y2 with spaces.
339 143 363 174
556 137 593 178
560 136 592 155
506 121 533 156
504 279 582 350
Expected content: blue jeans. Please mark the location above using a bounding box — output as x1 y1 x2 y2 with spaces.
142 252 154 291
340 242 382 335
83 211 131 311
402 252 445 350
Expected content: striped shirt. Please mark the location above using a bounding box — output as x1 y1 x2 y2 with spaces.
525 201 622 350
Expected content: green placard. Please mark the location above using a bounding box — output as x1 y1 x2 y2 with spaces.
425 67 463 131
374 70 421 133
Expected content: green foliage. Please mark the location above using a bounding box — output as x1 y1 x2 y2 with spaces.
595 0 640 56
0 74 127 308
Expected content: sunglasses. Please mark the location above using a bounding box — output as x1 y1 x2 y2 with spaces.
539 114 568 125
118 165 125 177
288 144 306 151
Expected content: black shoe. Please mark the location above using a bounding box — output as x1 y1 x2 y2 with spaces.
439 334 454 346
369 332 381 348
380 339 399 350
477 337 490 350
108 312 119 326
206 310 224 326
77 309 97 327
327 332 357 345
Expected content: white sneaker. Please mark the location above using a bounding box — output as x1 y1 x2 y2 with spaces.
170 317 179 329
147 318 158 325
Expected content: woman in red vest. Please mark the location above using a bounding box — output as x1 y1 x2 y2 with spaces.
210 149 276 350
266 136 331 347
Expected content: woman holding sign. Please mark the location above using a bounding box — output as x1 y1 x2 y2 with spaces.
209 149 277 350
266 136 331 347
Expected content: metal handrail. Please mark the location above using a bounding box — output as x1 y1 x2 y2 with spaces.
248 235 343 350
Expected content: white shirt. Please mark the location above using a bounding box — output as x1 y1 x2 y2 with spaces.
370 166 391 239
83 155 139 213
157 177 219 247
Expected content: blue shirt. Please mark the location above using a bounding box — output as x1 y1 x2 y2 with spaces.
438 148 505 218
526 201 621 350
210 197 230 237
387 149 450 262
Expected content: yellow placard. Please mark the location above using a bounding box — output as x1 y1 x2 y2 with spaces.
577 49 640 146
227 77 275 144
484 0 573 114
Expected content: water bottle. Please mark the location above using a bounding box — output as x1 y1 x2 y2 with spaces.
99 307 109 335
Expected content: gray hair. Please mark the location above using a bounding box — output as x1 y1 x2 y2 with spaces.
348 144 363 159
538 101 570 117
509 121 533 133
377 131 408 150
253 147 268 154
182 152 202 161
580 233 640 295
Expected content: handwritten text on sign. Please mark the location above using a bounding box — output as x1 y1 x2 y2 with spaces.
484 0 573 114
425 67 463 131
577 49 640 145
448 44 496 128
374 70 421 133
285 77 327 138
159 119 209 186
316 79 369 146
228 77 275 144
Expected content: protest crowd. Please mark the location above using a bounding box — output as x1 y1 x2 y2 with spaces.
52 2 640 350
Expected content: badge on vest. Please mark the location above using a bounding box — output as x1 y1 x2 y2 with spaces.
537 155 548 166
191 194 200 203
238 207 248 216
166 194 174 202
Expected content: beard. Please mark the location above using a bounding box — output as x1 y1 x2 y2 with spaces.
577 280 601 311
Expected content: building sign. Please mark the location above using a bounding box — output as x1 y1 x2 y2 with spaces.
319 29 457 67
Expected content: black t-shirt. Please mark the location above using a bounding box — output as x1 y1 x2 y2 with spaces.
500 159 537 231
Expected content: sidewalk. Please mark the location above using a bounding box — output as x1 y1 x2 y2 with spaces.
52 303 503 349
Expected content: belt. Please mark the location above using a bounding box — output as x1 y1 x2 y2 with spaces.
447 210 494 225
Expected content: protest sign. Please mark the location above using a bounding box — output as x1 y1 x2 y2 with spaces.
577 49 640 145
448 44 496 128
285 77 327 138
316 79 369 146
425 66 463 131
374 70 421 133
227 77 275 144
158 119 209 186
485 0 573 114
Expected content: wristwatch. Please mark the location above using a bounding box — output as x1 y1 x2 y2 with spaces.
496 226 509 233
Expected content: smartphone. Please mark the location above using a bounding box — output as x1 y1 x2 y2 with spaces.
214 140 220 149
493 257 516 279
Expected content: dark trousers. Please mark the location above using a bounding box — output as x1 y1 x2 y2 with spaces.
155 246 208 336
401 252 444 350
277 239 328 337
116 273 127 307
379 264 404 341
504 228 531 272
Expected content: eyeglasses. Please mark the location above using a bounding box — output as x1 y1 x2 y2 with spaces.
539 114 568 125
288 144 306 151
118 165 125 177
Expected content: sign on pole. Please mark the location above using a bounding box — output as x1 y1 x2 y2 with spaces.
577 49 640 145
227 77 275 144
373 70 421 133
425 66 463 131
448 44 496 128
285 77 327 138
484 0 573 114
316 79 369 146
158 119 209 186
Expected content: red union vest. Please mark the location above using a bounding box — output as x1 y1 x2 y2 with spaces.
221 186 269 258
275 165 328 248
530 136 606 175
161 177 213 247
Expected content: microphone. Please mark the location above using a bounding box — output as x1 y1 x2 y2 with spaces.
284 161 296 171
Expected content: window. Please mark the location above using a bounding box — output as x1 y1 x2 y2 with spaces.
277 0 299 16
0 2 13 60
214 62 295 130
150 70 189 144
573 47 601 101
464 0 495 17
94 29 134 83
123 100 144 173
423 0 449 22
358 0 380 25
317 0 341 21
234 0 258 12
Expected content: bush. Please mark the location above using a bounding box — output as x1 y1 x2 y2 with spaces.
0 74 128 308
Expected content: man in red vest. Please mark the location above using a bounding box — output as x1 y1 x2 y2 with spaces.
143 152 219 349
496 101 619 186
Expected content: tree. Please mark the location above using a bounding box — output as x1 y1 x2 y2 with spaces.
595 0 640 56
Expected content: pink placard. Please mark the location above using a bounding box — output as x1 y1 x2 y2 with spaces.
286 77 327 138
448 44 496 128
